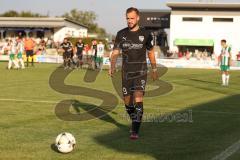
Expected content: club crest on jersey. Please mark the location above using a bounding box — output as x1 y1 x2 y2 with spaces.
139 36 144 42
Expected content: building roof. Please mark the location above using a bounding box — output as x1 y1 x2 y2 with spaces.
0 17 88 29
167 2 240 11
139 9 171 13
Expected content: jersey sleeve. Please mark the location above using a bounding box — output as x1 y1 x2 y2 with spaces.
69 42 73 48
146 32 154 51
228 46 232 53
60 43 63 48
113 32 122 50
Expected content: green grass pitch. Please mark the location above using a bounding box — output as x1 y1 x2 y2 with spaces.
0 62 240 160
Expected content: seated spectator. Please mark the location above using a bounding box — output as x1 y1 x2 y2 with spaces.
178 51 183 58
237 52 240 61
38 39 46 55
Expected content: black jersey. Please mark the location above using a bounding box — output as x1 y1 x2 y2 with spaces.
113 27 153 74
92 44 97 56
60 42 72 52
76 42 84 54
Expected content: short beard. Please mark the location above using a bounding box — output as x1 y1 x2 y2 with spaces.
128 23 137 30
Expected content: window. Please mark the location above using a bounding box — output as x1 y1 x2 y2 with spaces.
213 18 233 22
182 17 203 22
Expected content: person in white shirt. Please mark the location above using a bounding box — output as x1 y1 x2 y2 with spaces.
16 37 25 69
8 39 20 69
96 41 105 69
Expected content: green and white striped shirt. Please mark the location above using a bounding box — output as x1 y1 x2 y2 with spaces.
220 46 231 66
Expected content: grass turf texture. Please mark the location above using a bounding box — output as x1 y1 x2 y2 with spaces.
0 62 240 160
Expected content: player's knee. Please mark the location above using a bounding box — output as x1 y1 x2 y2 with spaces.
134 96 143 103
134 91 143 101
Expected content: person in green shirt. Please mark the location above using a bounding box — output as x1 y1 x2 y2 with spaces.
218 39 232 86
7 40 18 69
16 37 25 69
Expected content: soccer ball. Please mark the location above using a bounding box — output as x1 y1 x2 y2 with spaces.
55 132 76 153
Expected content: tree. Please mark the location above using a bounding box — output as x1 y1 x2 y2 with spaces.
62 9 107 37
19 11 46 17
0 10 47 17
0 10 19 17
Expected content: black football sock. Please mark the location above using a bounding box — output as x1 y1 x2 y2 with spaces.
68 59 71 67
64 60 67 67
132 102 143 134
125 104 135 120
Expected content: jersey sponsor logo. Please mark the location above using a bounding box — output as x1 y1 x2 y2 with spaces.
122 42 143 50
139 36 144 42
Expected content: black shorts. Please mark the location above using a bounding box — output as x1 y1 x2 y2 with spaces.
122 71 147 96
26 50 34 57
76 53 83 60
63 52 71 59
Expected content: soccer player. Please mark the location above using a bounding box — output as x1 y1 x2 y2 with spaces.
24 33 35 67
75 38 85 68
91 39 98 69
60 38 73 69
218 39 232 86
16 37 25 69
8 39 19 69
96 41 104 69
109 7 158 140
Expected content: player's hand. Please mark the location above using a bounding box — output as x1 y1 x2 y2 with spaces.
229 60 233 66
108 68 115 77
151 69 158 81
58 49 64 53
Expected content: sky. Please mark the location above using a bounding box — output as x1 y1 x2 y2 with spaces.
0 0 240 34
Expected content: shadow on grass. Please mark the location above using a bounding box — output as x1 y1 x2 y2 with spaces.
93 94 240 160
55 100 125 128
50 144 61 153
189 78 220 85
49 66 119 121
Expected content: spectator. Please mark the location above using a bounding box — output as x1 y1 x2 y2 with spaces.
47 38 53 48
237 52 240 61
37 39 46 55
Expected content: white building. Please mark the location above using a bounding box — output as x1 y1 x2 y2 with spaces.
167 2 240 58
0 17 88 42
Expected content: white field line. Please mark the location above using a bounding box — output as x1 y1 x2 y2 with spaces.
1 98 240 116
0 98 58 104
211 139 240 160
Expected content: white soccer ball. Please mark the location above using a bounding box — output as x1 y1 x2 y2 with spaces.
55 132 76 153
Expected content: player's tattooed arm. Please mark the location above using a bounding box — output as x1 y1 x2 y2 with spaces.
109 49 120 77
148 48 158 81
